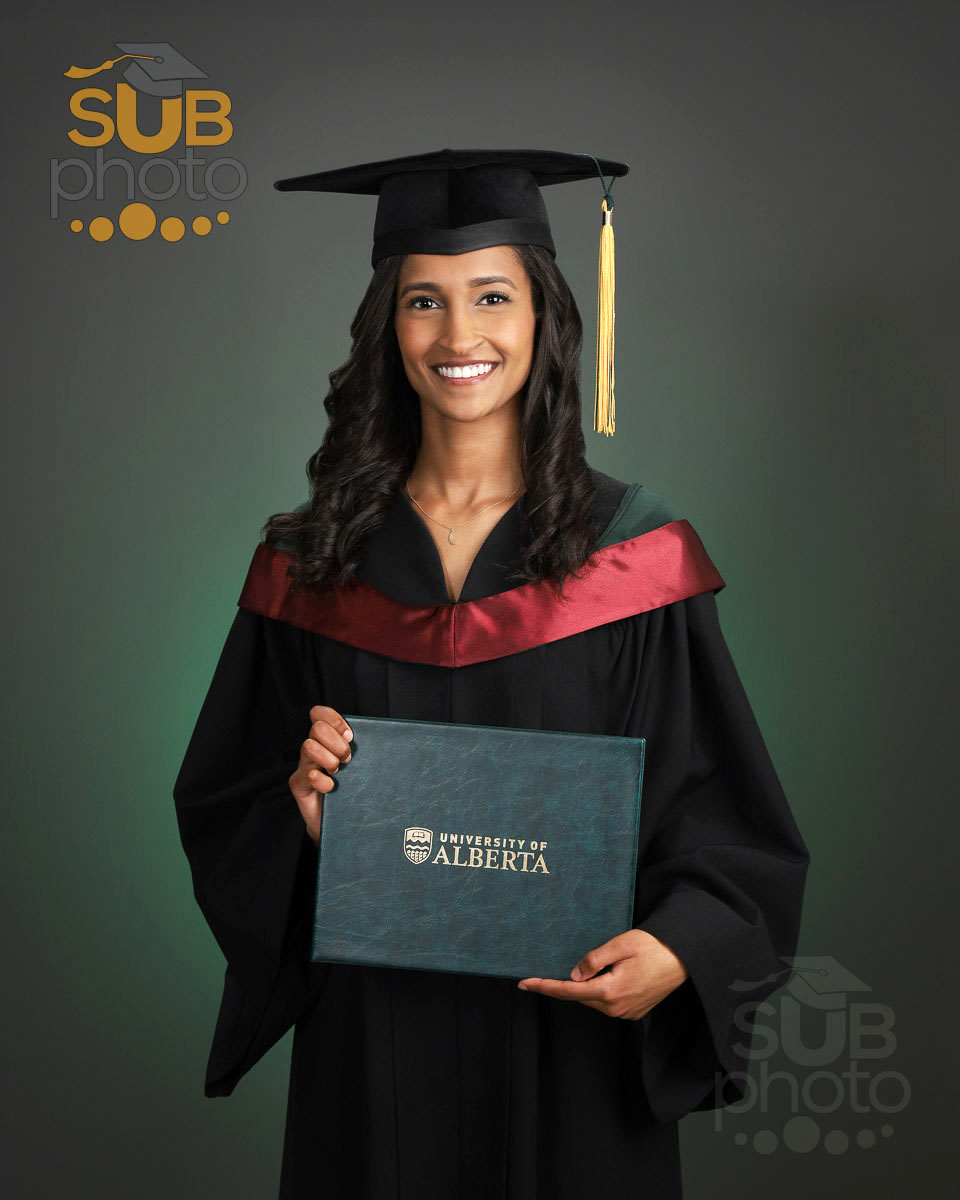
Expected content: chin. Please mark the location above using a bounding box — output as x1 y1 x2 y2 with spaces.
429 397 502 422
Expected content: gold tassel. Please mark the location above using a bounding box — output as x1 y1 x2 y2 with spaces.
594 196 616 436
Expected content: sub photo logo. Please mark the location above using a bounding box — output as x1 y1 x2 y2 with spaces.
715 954 911 1157
54 40 246 242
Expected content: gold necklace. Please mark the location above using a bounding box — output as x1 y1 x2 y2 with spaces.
404 480 524 545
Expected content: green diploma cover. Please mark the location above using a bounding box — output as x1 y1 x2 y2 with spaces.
310 714 645 979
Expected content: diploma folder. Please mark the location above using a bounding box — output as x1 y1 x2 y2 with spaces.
310 714 645 981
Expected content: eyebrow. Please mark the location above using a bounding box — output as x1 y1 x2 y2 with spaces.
398 274 518 299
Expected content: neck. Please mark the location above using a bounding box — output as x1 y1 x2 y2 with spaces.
407 411 524 511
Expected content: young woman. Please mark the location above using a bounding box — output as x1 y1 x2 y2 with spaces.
174 149 810 1199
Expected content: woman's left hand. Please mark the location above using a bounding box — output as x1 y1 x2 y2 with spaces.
516 929 689 1020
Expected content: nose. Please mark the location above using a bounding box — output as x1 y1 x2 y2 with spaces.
437 300 482 354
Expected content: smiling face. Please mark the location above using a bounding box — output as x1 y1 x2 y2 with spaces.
394 245 538 425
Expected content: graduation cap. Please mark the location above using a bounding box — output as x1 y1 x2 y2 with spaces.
782 956 872 1011
112 42 208 97
730 955 872 1011
63 42 207 95
274 148 629 436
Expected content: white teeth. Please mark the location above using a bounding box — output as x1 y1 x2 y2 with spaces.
436 362 496 378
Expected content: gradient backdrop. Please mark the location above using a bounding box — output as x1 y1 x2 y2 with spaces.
4 2 956 1196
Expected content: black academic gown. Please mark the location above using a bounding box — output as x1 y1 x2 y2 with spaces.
173 467 810 1199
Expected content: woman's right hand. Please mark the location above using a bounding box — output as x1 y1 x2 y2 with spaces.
289 705 354 848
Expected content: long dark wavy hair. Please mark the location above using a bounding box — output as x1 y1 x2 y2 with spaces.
262 243 602 597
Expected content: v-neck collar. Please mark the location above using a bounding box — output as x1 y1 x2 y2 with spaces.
354 487 527 607
352 468 629 608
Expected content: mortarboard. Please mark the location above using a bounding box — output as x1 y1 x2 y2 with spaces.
64 42 208 97
782 956 872 1010
729 955 871 1011
274 148 629 436
113 42 208 97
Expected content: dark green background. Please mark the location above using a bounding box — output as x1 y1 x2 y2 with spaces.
4 1 956 1196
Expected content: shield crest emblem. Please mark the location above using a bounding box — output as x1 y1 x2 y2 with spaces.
404 826 433 864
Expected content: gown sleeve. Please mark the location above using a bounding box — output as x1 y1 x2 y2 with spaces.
173 600 330 1098
614 587 811 1123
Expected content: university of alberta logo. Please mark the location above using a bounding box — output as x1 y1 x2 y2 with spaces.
404 827 433 864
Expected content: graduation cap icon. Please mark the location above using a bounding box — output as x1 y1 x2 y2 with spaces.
731 955 871 1011
63 42 208 96
783 955 872 1010
113 42 208 97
